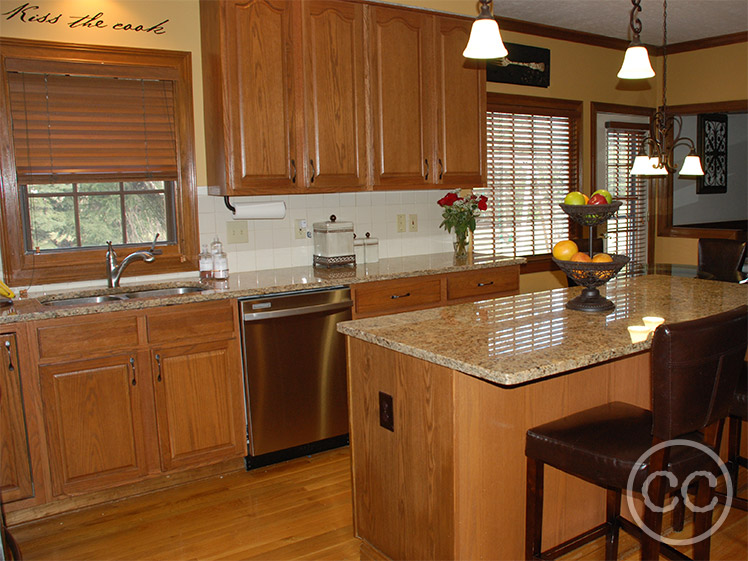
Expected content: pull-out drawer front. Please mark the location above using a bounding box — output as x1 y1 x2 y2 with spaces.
146 300 236 345
36 315 139 363
354 276 442 318
446 266 519 301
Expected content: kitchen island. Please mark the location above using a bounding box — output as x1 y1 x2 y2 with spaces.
338 275 748 560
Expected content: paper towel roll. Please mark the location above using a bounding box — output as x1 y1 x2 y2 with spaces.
232 201 286 220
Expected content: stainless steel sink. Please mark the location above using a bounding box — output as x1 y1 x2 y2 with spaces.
42 294 130 307
41 285 206 307
124 286 206 299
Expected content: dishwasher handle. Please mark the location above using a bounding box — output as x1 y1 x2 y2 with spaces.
243 299 353 321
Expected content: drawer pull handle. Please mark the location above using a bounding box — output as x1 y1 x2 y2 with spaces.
438 158 444 180
4 340 13 372
309 159 316 183
155 354 163 382
291 159 297 183
391 292 411 299
129 357 136 386
424 159 429 181
477 281 494 287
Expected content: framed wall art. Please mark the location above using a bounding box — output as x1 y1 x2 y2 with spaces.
696 113 728 194
486 43 550 88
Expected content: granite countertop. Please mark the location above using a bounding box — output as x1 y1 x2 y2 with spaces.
0 252 523 325
337 275 748 387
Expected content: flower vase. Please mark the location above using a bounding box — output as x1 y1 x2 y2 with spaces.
453 231 469 262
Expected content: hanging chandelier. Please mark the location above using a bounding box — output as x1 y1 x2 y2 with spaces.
463 0 508 59
629 0 704 177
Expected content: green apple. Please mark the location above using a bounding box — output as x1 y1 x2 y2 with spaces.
563 191 586 205
591 189 612 204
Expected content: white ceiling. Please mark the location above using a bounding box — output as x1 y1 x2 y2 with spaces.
492 0 748 45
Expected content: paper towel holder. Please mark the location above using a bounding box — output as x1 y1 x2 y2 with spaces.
224 196 236 214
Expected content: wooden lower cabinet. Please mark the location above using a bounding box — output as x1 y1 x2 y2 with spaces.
31 299 246 500
39 353 149 496
0 332 34 503
151 340 246 471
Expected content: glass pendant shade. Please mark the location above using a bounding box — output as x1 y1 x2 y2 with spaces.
463 9 508 59
630 155 667 176
679 153 705 176
617 42 655 79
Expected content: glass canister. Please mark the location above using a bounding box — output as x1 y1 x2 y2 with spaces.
313 215 355 267
363 232 379 263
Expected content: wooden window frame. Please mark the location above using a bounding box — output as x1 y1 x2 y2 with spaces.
0 38 199 286
478 93 583 273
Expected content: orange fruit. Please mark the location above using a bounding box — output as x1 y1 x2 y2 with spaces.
582 194 589 204
570 252 592 262
592 253 613 263
552 240 578 261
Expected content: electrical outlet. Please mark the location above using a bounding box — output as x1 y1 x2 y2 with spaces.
226 221 248 244
397 214 406 233
408 214 418 232
294 218 308 240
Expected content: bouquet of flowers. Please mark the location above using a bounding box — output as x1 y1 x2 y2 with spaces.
437 191 488 259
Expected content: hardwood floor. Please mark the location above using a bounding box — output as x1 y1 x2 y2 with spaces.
9 446 747 560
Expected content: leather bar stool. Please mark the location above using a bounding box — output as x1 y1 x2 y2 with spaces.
720 368 747 511
525 305 748 561
697 238 747 283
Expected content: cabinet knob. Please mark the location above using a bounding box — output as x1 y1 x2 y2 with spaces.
129 357 136 386
155 354 163 382
4 339 13 372
290 159 297 183
438 158 444 181
309 159 316 184
424 158 429 181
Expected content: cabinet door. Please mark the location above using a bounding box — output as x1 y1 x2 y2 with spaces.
39 354 149 496
302 0 368 190
369 6 435 188
151 340 246 472
435 16 486 186
0 333 33 503
225 0 304 193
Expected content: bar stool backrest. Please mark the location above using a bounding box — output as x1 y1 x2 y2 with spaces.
650 305 748 440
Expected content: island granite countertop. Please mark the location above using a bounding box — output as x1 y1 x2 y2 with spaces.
0 252 523 324
337 274 748 386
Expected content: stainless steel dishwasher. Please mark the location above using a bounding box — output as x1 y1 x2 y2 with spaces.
240 287 352 468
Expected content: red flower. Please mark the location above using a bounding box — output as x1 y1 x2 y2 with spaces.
477 195 488 211
438 192 460 206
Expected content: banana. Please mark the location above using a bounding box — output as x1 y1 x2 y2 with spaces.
0 279 15 299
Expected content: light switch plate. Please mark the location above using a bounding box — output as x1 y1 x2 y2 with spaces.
408 214 418 232
226 221 248 244
294 218 307 240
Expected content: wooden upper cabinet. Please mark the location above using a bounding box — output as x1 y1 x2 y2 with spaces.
369 7 485 190
435 16 486 186
369 6 434 188
302 0 368 190
201 0 367 195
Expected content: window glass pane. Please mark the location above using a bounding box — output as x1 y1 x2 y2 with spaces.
78 182 121 193
27 195 77 249
127 181 164 192
125 192 166 243
27 183 73 194
78 195 124 246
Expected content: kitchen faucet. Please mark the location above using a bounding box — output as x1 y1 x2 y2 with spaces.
106 233 162 288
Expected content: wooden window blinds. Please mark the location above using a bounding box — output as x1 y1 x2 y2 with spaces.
475 98 580 258
8 71 177 184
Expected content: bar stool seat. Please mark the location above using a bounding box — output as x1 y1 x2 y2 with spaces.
525 305 748 561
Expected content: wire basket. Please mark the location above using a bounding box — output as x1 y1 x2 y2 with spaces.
554 254 630 312
559 201 622 227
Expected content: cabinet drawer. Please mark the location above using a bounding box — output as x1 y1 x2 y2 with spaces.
446 266 519 301
354 277 442 317
146 300 236 345
36 316 139 362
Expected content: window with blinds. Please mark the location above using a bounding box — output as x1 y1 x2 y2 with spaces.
474 96 581 259
0 38 198 286
604 124 649 274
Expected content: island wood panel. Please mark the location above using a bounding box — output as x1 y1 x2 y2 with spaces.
347 337 455 560
347 338 651 560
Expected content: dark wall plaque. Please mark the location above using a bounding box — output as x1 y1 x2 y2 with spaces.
697 113 728 194
486 43 550 88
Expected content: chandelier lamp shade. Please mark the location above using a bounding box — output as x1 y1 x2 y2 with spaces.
629 0 704 177
463 0 508 59
617 0 655 79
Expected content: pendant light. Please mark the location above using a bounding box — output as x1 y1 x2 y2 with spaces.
618 0 655 79
629 0 704 177
463 0 508 60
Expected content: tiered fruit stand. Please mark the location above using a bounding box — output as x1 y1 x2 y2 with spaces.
553 201 630 312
